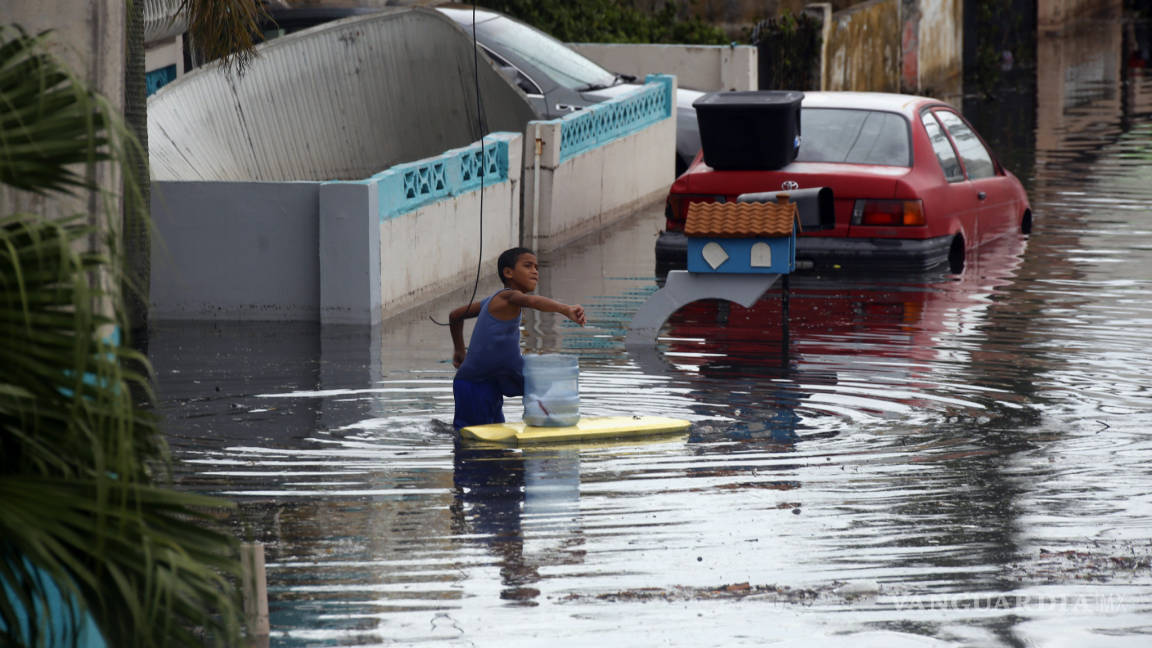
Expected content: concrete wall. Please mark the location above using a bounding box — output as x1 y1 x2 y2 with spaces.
818 0 960 98
320 133 523 324
147 55 677 324
147 8 535 182
150 74 675 322
522 75 677 253
569 43 757 91
150 181 322 320
901 0 962 101
151 134 523 324
807 2 834 91
376 173 519 317
0 0 124 221
824 0 902 93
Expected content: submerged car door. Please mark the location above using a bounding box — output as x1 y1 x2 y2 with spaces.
933 110 1017 243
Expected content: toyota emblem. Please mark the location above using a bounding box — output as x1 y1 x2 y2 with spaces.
781 181 800 191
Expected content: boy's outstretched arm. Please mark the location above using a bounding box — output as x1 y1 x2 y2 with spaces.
507 292 586 326
448 301 484 367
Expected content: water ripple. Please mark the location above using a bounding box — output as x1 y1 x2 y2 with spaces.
151 41 1152 647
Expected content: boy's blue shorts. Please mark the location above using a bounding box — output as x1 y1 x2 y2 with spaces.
453 378 505 431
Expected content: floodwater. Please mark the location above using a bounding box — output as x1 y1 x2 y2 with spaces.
152 12 1152 648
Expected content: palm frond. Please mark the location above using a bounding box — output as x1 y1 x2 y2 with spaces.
178 0 268 73
0 477 240 646
0 24 242 647
0 213 242 647
0 27 111 195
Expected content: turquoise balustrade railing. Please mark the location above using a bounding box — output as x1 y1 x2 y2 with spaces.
368 132 517 221
557 74 674 163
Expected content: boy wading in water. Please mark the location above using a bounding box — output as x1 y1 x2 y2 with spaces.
449 247 586 430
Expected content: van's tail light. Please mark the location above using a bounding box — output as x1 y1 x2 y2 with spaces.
665 194 726 232
851 199 925 226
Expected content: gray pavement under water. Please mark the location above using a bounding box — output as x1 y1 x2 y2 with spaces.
151 13 1152 647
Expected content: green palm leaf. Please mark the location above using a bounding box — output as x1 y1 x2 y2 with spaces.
0 24 241 648
0 213 242 647
0 27 112 195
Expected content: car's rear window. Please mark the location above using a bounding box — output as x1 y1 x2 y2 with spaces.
796 109 911 166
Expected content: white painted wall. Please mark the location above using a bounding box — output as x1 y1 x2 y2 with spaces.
151 148 524 324
377 142 522 318
569 43 757 91
522 92 676 252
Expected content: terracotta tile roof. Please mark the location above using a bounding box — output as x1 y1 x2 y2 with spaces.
685 197 800 238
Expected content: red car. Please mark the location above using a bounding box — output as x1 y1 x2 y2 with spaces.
657 92 1032 274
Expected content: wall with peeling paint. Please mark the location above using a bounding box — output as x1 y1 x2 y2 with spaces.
822 0 961 100
824 0 902 93
916 0 963 100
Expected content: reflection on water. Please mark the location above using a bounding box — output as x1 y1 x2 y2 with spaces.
153 10 1152 647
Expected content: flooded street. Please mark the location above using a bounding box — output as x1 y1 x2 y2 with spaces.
151 12 1152 647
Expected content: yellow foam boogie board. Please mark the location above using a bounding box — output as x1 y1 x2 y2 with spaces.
460 415 691 445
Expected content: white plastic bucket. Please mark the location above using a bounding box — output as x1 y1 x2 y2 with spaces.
522 353 580 427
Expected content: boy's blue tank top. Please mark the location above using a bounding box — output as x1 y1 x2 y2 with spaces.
455 289 524 396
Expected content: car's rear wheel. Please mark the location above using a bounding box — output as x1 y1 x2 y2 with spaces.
948 235 966 273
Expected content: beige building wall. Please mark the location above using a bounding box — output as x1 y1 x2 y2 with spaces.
0 1 125 221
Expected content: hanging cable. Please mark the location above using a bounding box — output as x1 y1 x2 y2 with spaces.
431 4 487 327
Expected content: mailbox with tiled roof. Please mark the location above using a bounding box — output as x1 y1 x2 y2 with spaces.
684 195 799 274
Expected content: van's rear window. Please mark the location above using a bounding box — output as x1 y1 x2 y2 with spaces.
796 109 911 166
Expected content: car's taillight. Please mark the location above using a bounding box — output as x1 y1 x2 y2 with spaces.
851 199 925 226
666 194 726 232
